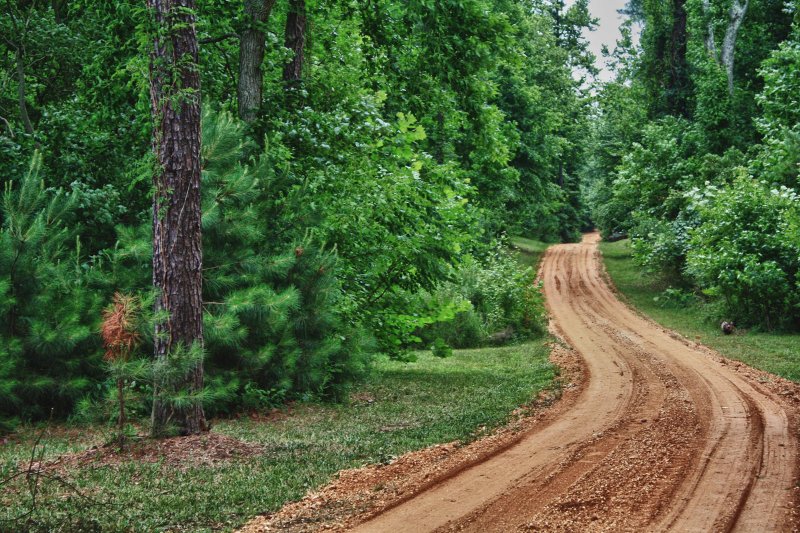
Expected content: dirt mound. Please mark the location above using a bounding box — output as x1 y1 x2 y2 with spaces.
35 432 263 473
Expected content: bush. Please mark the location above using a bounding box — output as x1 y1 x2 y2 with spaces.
601 117 703 237
753 34 800 187
431 338 453 358
629 212 697 281
685 176 800 329
418 245 547 348
174 110 374 410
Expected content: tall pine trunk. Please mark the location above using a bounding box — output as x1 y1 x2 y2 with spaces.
283 0 307 86
238 0 276 122
147 0 207 437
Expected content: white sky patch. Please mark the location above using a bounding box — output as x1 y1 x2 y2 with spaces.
567 0 641 82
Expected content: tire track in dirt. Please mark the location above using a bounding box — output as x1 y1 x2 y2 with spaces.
350 233 799 532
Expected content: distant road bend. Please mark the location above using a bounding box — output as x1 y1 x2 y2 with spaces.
351 232 799 532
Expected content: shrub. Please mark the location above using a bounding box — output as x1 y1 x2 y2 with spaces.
629 213 696 281
419 245 547 348
685 176 800 329
197 111 373 409
753 34 800 187
431 338 453 358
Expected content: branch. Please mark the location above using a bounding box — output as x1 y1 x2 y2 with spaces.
0 116 14 137
199 33 238 45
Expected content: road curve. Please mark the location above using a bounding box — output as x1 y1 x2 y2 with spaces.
351 233 799 532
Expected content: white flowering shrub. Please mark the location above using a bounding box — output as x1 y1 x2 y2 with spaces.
686 176 800 329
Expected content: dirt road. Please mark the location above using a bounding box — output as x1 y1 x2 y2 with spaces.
347 233 799 532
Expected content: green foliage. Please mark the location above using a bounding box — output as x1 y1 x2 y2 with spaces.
685 176 800 329
753 32 800 186
2 0 599 427
0 153 105 432
200 110 373 408
431 337 453 358
419 245 547 348
586 1 800 331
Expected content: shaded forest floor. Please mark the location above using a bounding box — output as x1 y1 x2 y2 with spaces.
600 239 800 382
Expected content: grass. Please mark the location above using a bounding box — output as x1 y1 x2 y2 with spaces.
510 236 551 269
600 239 800 382
0 342 556 532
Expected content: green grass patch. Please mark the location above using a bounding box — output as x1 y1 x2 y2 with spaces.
511 236 551 269
1 342 555 532
600 239 800 382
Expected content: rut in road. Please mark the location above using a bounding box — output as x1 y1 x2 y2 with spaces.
350 233 799 532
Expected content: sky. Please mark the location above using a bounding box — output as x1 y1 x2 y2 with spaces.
568 0 640 82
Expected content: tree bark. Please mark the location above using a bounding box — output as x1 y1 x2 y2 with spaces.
238 0 276 122
721 0 748 96
701 0 718 59
6 4 34 135
283 0 307 86
147 0 207 437
667 0 689 117
52 0 68 23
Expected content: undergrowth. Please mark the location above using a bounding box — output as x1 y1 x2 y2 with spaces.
0 341 555 532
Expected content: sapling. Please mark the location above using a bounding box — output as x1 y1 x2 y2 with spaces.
100 293 142 445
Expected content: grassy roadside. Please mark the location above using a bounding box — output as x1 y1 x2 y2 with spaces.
0 342 556 532
511 237 551 269
600 239 800 382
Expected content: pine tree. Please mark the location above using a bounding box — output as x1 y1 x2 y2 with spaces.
147 0 206 436
0 152 102 432
199 110 370 411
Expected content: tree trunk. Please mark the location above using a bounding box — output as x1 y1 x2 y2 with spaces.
238 0 277 122
117 377 126 445
721 0 748 96
283 0 307 86
147 0 207 437
52 0 68 23
667 0 689 117
701 0 718 59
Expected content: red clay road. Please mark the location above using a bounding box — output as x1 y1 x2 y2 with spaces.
348 233 799 532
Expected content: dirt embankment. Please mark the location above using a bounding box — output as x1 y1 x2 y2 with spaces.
242 233 800 532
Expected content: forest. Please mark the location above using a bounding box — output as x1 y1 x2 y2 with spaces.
587 0 800 330
1 0 598 434
1 0 800 528
0 0 798 425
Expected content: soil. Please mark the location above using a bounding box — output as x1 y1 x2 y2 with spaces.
32 432 264 473
241 233 800 532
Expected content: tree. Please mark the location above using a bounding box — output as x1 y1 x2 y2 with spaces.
283 0 307 86
238 0 277 122
702 0 749 96
668 0 690 116
2 1 37 136
638 0 691 117
146 0 207 436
